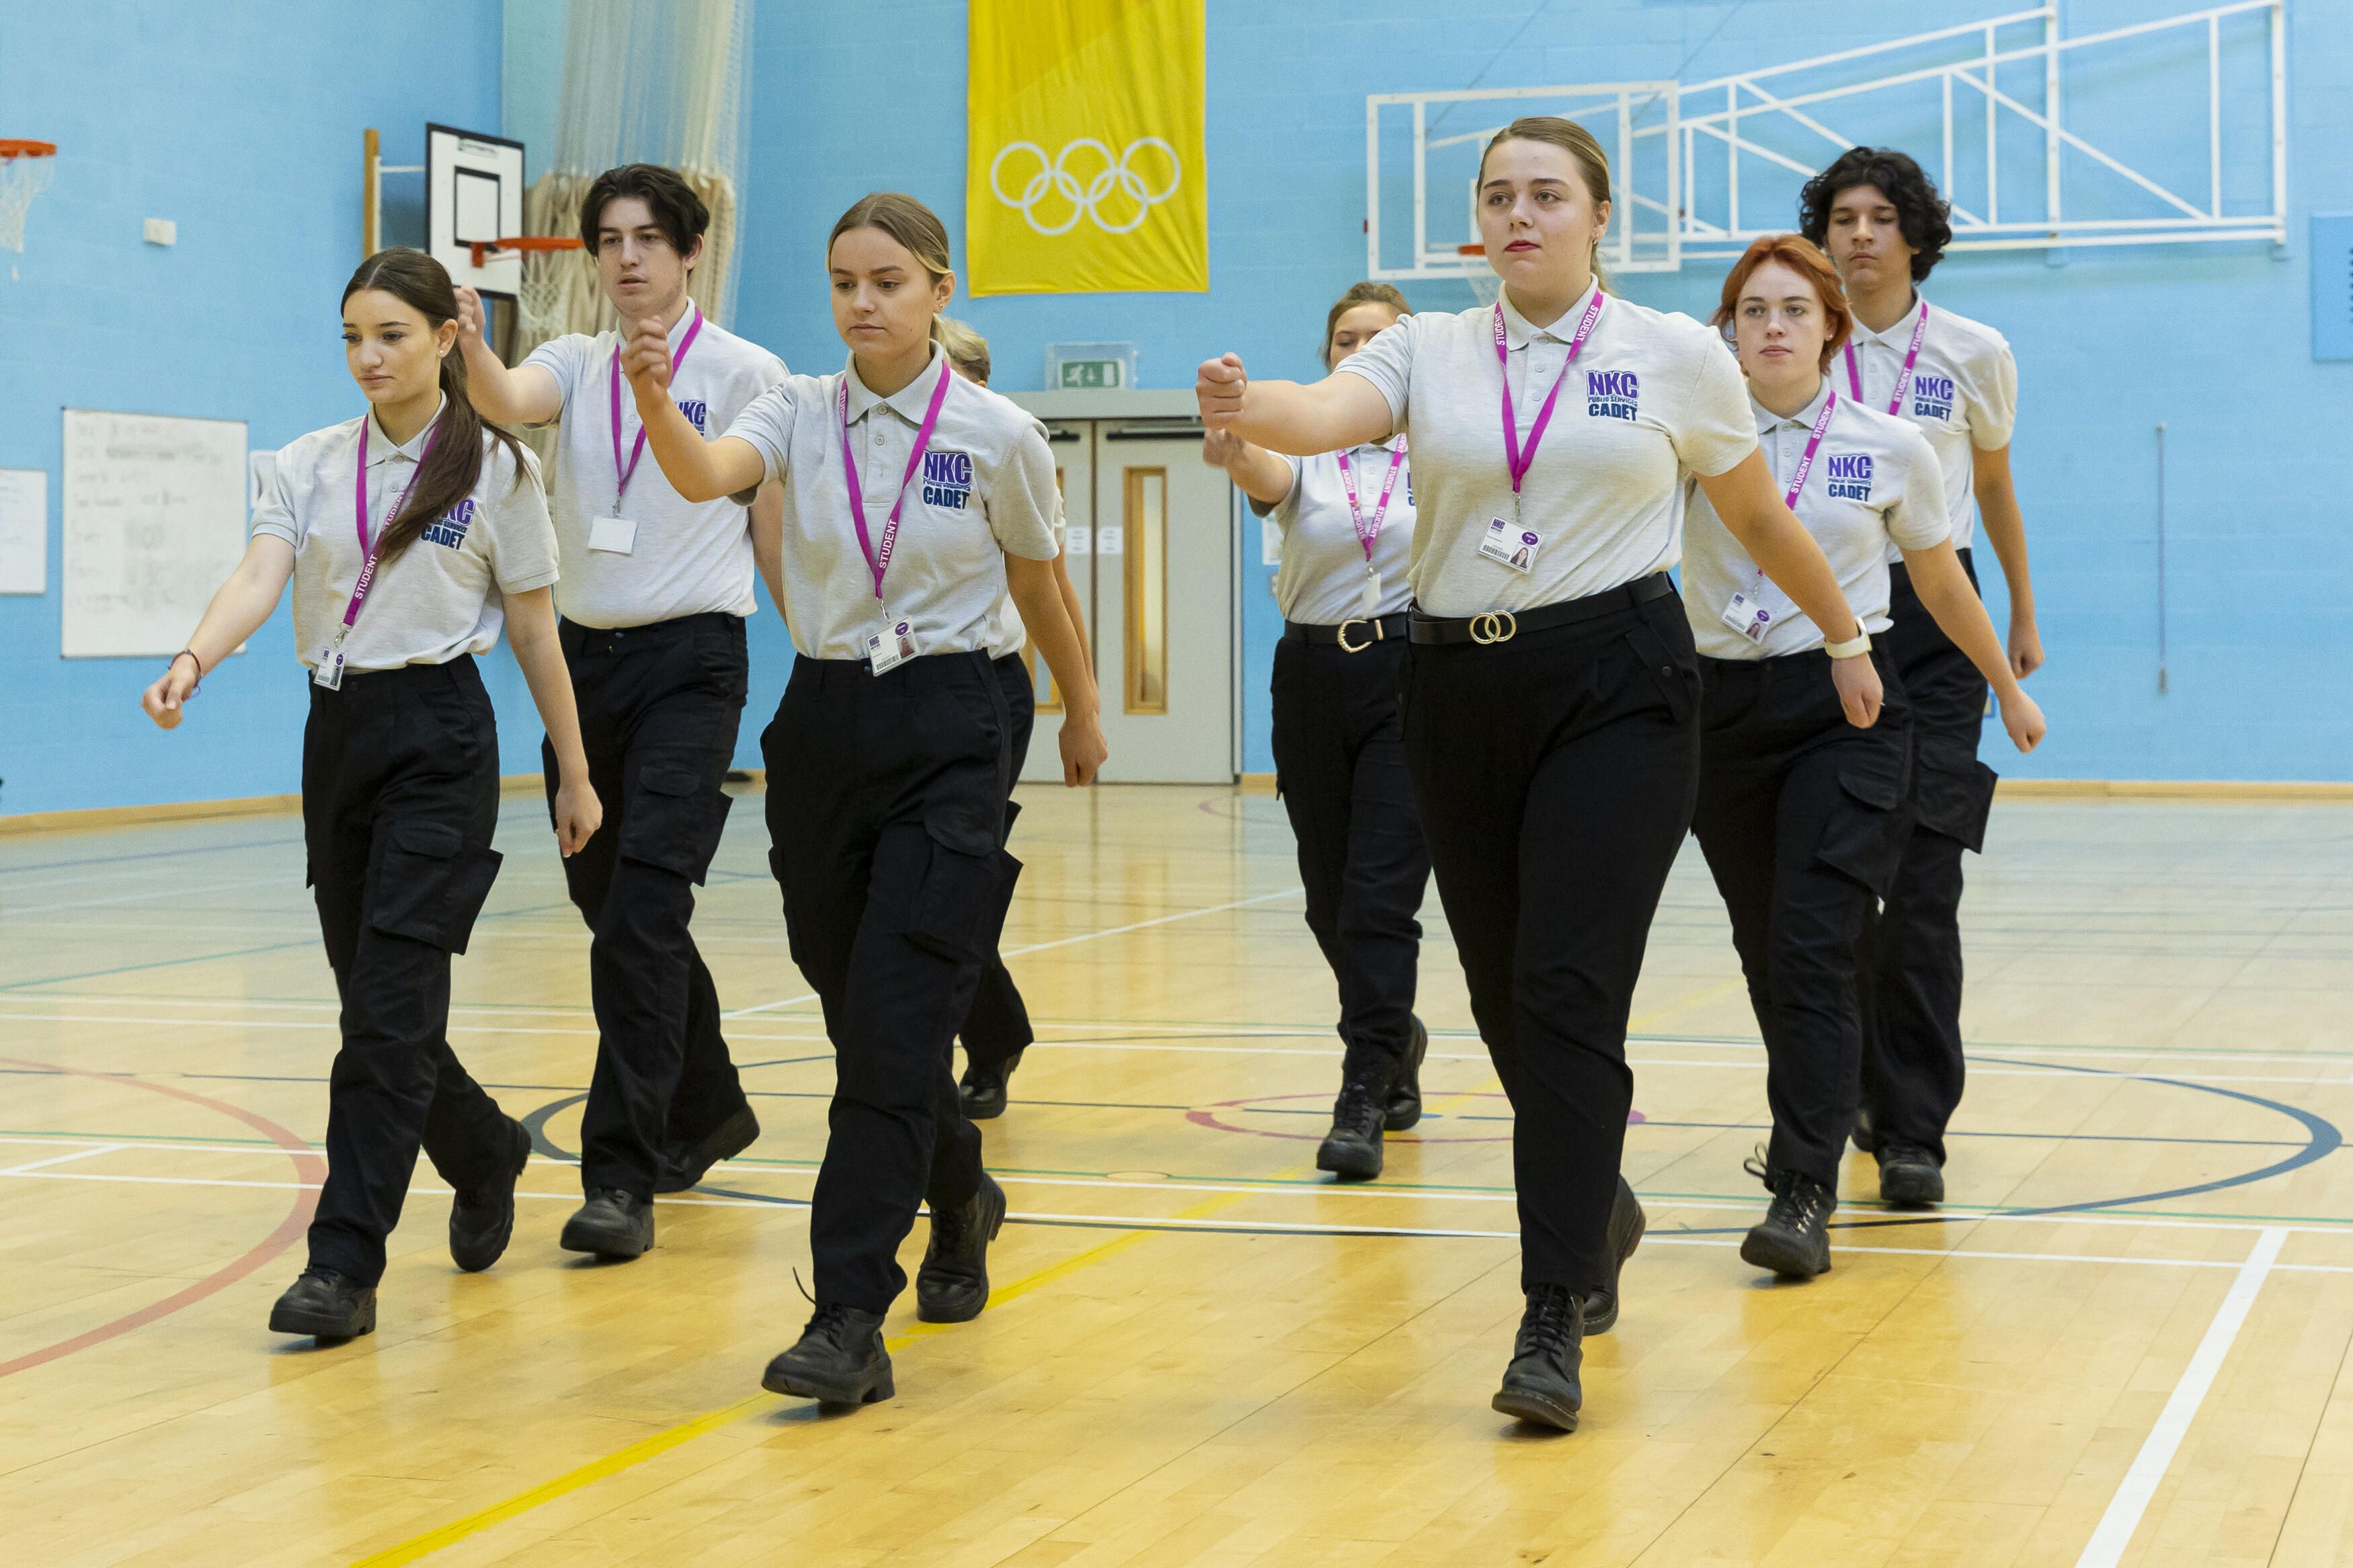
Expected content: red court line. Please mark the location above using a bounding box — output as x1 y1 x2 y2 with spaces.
0 1056 325 1380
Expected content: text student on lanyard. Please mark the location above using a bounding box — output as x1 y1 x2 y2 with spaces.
1681 235 2044 1280
457 165 789 1255
1800 147 2042 1210
619 193 1104 1410
1203 280 1434 1182
142 248 599 1342
1201 118 1884 1434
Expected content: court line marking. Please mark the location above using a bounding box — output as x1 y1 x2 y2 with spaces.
720 884 1305 1018
0 1143 124 1175
2072 1227 2288 1568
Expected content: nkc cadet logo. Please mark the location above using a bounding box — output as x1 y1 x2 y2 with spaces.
1825 452 1874 501
1911 373 1956 422
1587 370 1640 422
922 450 975 510
422 498 476 550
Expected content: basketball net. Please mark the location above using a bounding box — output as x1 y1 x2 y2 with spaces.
515 249 584 341
1458 245 1503 309
0 142 56 280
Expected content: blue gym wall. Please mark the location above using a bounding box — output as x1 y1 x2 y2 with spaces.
0 1 518 818
737 0 2353 784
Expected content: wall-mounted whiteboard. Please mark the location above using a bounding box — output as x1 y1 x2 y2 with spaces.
63 409 249 658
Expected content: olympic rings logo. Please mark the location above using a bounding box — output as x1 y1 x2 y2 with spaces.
989 138 1183 236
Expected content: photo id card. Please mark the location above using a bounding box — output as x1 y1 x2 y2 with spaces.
588 515 639 555
1479 517 1540 574
865 616 917 675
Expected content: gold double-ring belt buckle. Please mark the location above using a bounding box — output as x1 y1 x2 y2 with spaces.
1468 610 1518 646
1335 618 1372 653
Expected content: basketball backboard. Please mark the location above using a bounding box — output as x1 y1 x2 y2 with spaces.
426 123 526 299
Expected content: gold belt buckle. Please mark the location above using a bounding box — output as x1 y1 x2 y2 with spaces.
1469 610 1518 646
1336 618 1373 653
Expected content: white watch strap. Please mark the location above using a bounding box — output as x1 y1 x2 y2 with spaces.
1824 628 1872 659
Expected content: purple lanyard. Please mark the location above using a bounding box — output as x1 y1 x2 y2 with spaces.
608 306 705 503
1333 439 1406 563
1843 300 1929 417
1493 290 1605 499
836 361 954 605
1781 390 1838 509
346 417 443 630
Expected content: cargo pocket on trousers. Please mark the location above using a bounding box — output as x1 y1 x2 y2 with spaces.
369 819 503 954
620 763 731 883
1623 621 1698 726
1815 743 1911 897
907 819 1020 965
1911 747 1997 853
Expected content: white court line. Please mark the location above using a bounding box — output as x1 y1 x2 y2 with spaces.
0 1010 832 1045
0 874 293 917
721 884 1305 1018
0 1143 123 1175
2072 1227 2289 1568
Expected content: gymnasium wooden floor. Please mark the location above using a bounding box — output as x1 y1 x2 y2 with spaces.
4 784 2352 1567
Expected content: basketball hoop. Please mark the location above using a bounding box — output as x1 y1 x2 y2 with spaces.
0 140 56 278
470 235 586 339
1458 244 1501 308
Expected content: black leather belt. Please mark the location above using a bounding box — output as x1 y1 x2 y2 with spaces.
1408 573 1676 646
1284 613 1408 652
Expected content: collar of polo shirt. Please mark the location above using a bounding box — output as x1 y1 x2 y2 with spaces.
1849 292 1929 347
1493 279 1605 352
842 343 951 425
364 393 448 464
1751 380 1834 431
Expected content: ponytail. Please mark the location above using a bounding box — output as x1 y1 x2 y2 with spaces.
342 248 531 564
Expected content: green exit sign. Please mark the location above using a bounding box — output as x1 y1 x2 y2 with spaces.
1058 358 1127 389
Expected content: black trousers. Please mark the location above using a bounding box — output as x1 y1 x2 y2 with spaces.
762 651 1016 1312
303 657 513 1286
543 613 752 1202
958 653 1038 1072
1401 585 1701 1294
1271 633 1429 1072
1860 550 1997 1165
1693 648 1912 1191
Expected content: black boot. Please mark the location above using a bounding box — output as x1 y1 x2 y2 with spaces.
559 1188 655 1259
655 1105 761 1194
762 1303 893 1405
1315 1073 1390 1182
1851 1102 1878 1155
449 1116 531 1273
915 1172 1007 1323
1384 1016 1429 1131
959 1048 1024 1121
1579 1173 1648 1335
268 1266 376 1340
1877 1141 1944 1207
1741 1155 1835 1278
1491 1283 1585 1432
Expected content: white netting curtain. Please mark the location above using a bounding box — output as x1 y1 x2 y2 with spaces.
516 0 752 362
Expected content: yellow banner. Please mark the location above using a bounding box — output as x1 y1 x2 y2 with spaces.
966 0 1207 296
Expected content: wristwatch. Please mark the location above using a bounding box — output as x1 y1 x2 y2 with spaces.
1824 628 1872 659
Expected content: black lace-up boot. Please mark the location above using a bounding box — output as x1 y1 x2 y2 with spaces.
449 1116 531 1273
915 1172 1006 1323
1384 1016 1429 1130
1316 1070 1392 1181
268 1266 376 1341
762 1303 893 1405
959 1048 1025 1121
1579 1173 1648 1334
560 1187 655 1258
1741 1153 1835 1278
655 1106 761 1194
1876 1141 1944 1207
1491 1283 1585 1431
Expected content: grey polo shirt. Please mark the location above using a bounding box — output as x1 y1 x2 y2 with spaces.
1839 296 2016 556
1263 442 1417 624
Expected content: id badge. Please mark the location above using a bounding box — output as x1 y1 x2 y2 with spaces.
1720 592 1775 645
865 616 916 675
312 648 346 690
588 515 638 554
1479 516 1540 574
1361 566 1381 617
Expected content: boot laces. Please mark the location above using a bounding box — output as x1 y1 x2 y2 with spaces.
805 1301 867 1348
1745 1145 1831 1231
1330 1080 1385 1140
1517 1284 1581 1358
930 1192 973 1247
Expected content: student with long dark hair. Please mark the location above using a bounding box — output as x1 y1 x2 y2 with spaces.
1199 117 1884 1432
140 247 600 1341
931 317 1091 1120
1798 147 2043 1208
1685 235 2044 1278
1201 280 1431 1181
455 163 784 1255
623 194 1105 1408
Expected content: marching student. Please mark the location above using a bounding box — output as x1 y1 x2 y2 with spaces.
1199 116 1884 1433
932 317 1092 1121
139 248 600 1341
622 194 1105 1408
1684 235 2045 1278
1799 147 2044 1207
1199 281 1431 1182
453 165 781 1258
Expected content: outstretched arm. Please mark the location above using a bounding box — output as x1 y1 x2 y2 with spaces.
621 318 768 503
1195 354 1394 457
139 536 296 729
1201 429 1294 508
454 286 564 427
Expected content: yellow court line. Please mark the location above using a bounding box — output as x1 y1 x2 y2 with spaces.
349 1182 1272 1567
